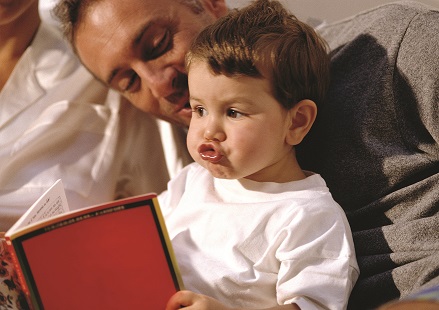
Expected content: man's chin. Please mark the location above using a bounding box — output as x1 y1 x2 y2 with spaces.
157 113 191 128
177 107 193 126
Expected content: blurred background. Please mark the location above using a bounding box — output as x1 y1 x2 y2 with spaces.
226 0 439 24
40 0 439 27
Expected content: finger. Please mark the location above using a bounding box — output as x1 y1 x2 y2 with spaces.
165 290 195 310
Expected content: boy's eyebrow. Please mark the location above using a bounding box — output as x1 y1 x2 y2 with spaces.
189 96 203 104
106 22 153 85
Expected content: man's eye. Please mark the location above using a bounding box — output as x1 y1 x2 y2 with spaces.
150 29 170 59
227 109 244 119
117 72 139 93
192 106 207 117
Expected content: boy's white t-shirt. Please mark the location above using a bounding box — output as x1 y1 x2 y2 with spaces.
159 163 359 310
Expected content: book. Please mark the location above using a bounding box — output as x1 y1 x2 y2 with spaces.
4 180 183 310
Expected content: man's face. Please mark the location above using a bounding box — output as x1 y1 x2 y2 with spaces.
0 0 38 25
75 0 227 127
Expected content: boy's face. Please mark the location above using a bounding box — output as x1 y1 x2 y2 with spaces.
187 61 297 182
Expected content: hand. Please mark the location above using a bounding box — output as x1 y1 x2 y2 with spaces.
165 290 234 310
165 290 300 310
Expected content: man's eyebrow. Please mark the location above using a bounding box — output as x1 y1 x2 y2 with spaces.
105 21 153 86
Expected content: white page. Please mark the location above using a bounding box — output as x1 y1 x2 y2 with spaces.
7 179 70 234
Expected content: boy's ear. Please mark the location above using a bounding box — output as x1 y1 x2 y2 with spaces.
201 0 228 18
285 99 317 146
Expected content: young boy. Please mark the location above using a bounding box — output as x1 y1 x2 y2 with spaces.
160 0 359 309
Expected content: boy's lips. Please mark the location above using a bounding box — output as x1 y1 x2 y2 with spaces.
198 143 223 163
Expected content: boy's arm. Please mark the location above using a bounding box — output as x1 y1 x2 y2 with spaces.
165 291 300 310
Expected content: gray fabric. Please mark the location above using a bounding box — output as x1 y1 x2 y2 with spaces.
296 1 439 309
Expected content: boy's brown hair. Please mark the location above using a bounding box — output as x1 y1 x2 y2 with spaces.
186 0 330 109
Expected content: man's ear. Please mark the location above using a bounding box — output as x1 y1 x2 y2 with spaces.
285 99 317 146
201 0 228 18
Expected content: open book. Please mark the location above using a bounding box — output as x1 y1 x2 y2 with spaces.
4 180 183 310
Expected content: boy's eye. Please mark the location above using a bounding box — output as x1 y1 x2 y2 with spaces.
193 106 208 117
227 109 244 119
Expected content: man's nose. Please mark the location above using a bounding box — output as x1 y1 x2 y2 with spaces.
134 62 184 99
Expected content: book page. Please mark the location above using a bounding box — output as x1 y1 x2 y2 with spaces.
8 180 69 233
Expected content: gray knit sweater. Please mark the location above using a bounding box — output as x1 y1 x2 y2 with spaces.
297 2 439 309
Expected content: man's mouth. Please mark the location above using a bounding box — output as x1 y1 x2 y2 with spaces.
177 102 192 119
183 102 191 110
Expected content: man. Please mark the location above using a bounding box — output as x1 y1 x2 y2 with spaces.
0 0 186 231
53 0 439 309
54 0 227 127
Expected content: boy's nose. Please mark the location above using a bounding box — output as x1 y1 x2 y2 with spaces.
204 119 226 142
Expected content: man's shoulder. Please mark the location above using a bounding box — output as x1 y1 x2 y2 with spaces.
318 1 439 47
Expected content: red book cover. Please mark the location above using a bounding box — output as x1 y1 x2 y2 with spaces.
4 181 183 310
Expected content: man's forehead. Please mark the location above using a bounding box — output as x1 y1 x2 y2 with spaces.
84 0 161 26
75 0 171 72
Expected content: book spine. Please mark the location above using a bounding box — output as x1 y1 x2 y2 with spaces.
3 238 34 310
